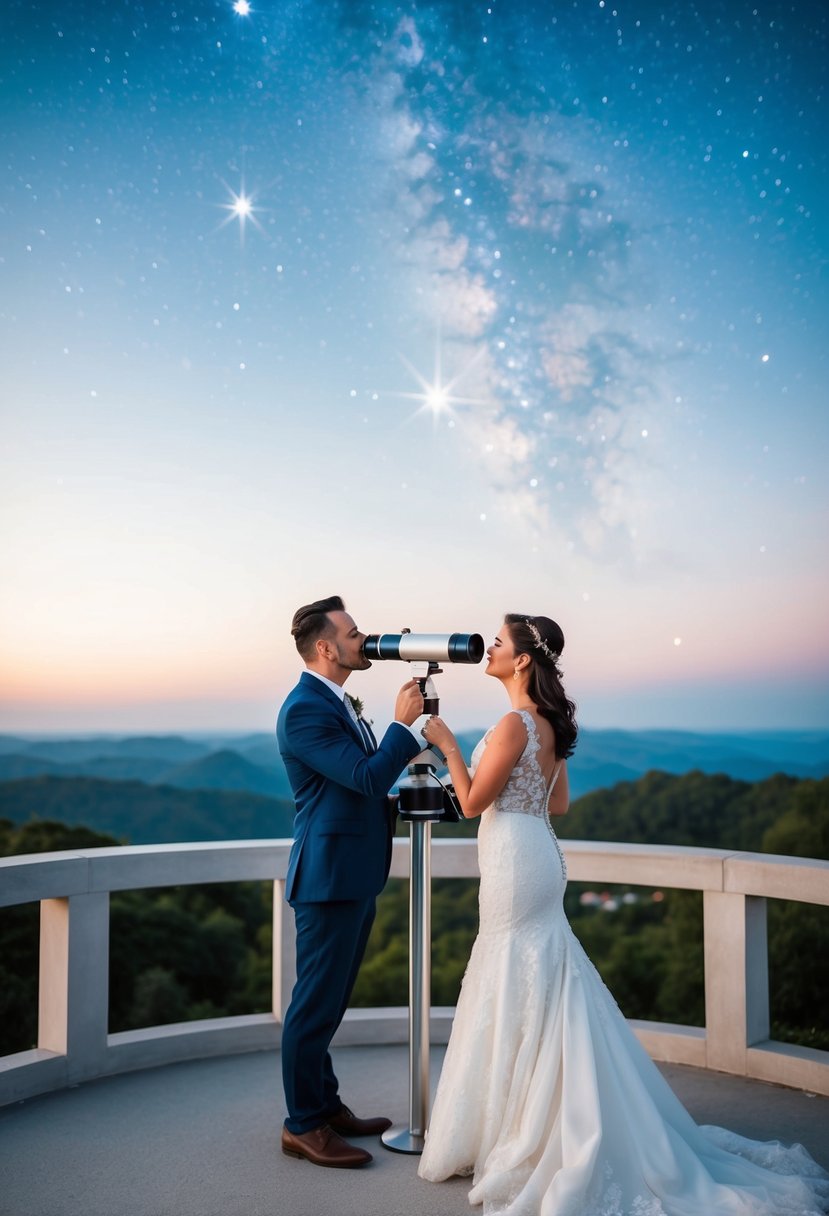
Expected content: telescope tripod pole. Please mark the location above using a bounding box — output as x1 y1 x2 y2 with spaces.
381 816 432 1154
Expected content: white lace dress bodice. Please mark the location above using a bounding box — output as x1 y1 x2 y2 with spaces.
418 712 829 1215
474 707 568 880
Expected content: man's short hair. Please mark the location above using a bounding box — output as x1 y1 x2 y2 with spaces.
291 595 345 661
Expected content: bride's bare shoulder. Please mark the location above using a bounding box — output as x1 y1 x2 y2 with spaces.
489 711 529 744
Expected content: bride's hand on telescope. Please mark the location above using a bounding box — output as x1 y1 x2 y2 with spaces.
395 679 425 727
421 715 457 757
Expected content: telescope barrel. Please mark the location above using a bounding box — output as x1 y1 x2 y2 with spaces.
362 632 484 664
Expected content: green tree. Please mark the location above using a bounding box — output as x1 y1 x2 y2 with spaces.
131 966 189 1027
762 779 829 860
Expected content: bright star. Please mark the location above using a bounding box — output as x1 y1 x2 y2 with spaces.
218 182 264 243
425 385 449 416
232 193 252 219
394 340 491 427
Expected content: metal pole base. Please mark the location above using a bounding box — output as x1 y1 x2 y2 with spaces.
381 1125 426 1154
382 806 434 1157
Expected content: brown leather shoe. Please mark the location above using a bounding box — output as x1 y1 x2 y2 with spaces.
281 1124 372 1169
326 1104 393 1137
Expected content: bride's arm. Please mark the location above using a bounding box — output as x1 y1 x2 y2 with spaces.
426 713 528 819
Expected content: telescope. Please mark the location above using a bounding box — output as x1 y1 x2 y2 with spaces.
362 632 484 664
363 629 484 717
363 629 483 718
369 629 484 1155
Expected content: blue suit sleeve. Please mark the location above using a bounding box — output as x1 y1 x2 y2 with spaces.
282 698 421 795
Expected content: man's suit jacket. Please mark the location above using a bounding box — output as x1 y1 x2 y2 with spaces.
276 672 421 903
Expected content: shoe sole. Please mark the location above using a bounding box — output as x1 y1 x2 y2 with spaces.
282 1147 372 1168
327 1125 391 1138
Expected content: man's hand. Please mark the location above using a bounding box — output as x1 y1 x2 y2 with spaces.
394 679 424 727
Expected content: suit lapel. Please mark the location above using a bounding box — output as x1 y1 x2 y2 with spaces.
299 671 366 748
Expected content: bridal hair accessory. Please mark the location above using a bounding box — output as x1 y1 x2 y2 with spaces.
525 619 559 662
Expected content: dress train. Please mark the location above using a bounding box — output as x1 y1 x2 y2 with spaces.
418 711 828 1216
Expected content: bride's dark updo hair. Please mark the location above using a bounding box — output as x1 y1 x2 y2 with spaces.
504 614 578 759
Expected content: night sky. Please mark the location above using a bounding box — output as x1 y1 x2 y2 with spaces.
1 0 827 732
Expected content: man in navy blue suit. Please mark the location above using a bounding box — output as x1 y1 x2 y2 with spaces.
276 595 423 1168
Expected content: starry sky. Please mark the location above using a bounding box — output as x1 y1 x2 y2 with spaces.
1 0 827 734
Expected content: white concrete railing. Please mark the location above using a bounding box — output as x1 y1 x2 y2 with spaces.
0 838 827 1107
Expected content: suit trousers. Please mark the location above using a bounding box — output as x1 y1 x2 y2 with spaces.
281 896 376 1134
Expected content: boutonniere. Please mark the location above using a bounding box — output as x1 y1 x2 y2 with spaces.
347 694 372 725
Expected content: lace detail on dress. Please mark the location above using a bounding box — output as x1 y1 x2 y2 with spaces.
480 708 567 881
582 1163 668 1216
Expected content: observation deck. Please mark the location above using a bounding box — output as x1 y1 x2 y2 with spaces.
1 838 828 1216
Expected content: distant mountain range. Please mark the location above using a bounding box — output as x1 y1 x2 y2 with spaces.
0 776 295 845
1 728 827 814
0 733 293 801
0 733 297 843
455 728 829 799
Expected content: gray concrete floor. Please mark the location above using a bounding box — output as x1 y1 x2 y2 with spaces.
0 1046 827 1216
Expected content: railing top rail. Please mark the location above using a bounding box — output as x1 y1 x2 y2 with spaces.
723 850 829 907
1 837 826 909
0 839 294 906
0 837 296 868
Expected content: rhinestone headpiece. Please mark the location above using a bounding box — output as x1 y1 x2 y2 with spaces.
525 619 559 663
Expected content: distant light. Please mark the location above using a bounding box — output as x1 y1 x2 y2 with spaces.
674 637 682 646
395 342 491 427
641 428 648 438
232 193 252 218
219 183 263 242
425 386 448 415
233 0 251 15
761 353 770 362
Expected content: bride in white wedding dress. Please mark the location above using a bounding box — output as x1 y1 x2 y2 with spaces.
418 615 828 1216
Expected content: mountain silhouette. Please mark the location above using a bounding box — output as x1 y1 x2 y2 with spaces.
1 730 827 815
0 775 294 845
160 749 292 799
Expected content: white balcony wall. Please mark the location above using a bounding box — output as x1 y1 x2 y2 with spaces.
1 838 827 1106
